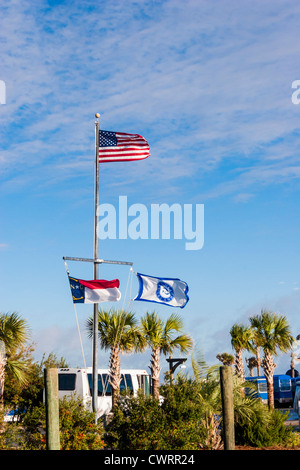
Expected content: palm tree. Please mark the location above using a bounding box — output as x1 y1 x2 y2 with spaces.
216 352 235 366
230 323 254 382
246 356 258 377
0 312 30 407
249 317 265 376
249 309 294 409
86 309 145 409
190 350 269 450
140 311 193 399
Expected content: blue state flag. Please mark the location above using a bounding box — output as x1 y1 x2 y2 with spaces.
134 273 189 308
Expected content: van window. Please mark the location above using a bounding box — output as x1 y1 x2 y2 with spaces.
101 374 112 396
279 379 291 391
258 381 267 393
120 374 133 394
87 373 134 396
58 373 76 391
87 373 112 397
137 374 150 394
125 374 133 392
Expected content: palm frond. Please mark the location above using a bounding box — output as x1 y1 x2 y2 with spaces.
5 359 29 386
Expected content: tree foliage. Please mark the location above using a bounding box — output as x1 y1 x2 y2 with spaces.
0 312 31 406
86 309 145 409
249 310 294 409
4 351 68 416
1 395 105 450
140 311 193 399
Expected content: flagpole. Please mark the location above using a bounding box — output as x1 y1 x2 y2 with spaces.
92 113 100 418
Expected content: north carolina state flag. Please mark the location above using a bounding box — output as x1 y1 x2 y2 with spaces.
68 275 121 303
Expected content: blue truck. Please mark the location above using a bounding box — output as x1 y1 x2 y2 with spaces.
245 374 293 407
291 376 300 399
245 376 268 404
273 374 293 407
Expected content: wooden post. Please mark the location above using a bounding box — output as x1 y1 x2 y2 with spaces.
44 368 60 450
220 366 235 450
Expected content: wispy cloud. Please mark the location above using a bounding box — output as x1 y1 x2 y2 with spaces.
2 0 300 370
1 0 300 200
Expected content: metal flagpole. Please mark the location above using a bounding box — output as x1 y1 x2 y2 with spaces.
92 113 100 418
63 256 133 266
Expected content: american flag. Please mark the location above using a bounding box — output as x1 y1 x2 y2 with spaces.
98 130 150 163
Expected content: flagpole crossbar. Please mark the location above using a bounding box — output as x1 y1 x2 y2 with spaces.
63 256 133 266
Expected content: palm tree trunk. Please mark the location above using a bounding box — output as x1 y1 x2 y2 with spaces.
0 360 5 409
256 345 261 376
262 349 276 409
291 353 295 378
0 362 5 433
235 348 245 397
266 376 275 410
150 347 160 400
109 346 121 410
235 348 245 381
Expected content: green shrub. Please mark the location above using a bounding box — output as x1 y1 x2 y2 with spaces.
2 395 105 450
105 375 299 450
105 393 166 450
235 408 295 447
105 385 210 450
59 396 105 450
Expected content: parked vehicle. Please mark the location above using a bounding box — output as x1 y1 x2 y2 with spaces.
4 409 19 422
245 374 293 407
3 408 26 422
273 374 293 407
46 367 151 418
291 377 300 399
245 376 268 404
293 384 300 414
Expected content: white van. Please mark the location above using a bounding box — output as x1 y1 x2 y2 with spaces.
55 367 151 418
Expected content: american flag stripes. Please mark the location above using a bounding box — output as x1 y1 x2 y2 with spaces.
98 130 150 163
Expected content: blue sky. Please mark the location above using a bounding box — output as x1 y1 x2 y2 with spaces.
1 0 300 376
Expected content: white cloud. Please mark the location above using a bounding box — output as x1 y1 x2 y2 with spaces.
32 324 92 367
2 0 300 380
32 323 154 371
1 0 300 199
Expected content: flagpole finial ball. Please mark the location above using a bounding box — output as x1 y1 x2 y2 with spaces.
95 113 100 118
